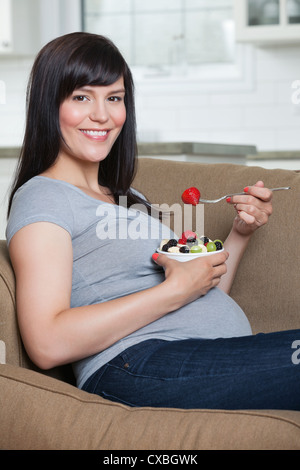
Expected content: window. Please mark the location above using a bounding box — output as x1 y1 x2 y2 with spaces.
82 0 235 71
248 0 300 26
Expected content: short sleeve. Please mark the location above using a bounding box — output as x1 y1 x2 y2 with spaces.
6 177 74 245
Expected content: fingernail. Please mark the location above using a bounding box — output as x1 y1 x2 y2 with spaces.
226 197 231 202
152 253 159 261
244 187 249 192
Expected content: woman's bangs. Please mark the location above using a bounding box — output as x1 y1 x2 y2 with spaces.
62 45 125 97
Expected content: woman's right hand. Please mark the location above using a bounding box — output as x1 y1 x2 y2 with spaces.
152 251 229 308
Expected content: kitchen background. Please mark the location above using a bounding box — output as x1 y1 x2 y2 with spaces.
0 0 300 238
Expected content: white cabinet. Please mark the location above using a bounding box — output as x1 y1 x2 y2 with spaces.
234 0 300 44
0 0 82 56
0 0 40 55
0 0 12 53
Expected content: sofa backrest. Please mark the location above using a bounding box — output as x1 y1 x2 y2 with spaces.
133 159 300 334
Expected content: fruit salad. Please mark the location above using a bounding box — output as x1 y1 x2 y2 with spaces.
159 230 223 255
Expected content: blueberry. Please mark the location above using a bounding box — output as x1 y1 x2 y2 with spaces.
179 246 190 253
168 239 178 247
162 239 178 252
186 236 197 247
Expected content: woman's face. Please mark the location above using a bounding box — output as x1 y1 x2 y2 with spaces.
58 77 126 165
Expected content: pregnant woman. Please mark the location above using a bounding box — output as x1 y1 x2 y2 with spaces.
6 32 300 410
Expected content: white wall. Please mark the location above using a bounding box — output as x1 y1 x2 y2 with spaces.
1 42 300 151
0 0 82 146
134 44 300 152
0 158 17 239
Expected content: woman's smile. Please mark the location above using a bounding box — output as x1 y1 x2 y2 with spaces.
79 129 110 141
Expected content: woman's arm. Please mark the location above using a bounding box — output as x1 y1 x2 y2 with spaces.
218 181 273 294
217 227 251 294
9 221 228 370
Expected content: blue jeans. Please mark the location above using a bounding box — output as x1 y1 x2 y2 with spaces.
82 330 300 410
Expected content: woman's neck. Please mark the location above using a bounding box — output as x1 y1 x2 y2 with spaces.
40 153 114 203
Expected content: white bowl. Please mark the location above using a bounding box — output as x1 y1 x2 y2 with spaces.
156 248 224 262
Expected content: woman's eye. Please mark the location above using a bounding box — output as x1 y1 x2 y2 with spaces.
73 95 88 102
108 96 122 102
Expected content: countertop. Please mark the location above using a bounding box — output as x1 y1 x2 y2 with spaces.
0 143 299 161
0 142 257 160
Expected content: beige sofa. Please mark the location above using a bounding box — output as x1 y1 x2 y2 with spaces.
0 158 300 450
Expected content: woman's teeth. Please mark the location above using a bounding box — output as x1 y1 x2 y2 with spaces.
81 130 108 136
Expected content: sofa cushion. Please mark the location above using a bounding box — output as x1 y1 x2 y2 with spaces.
1 364 300 450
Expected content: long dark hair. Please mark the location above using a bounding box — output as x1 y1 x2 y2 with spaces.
8 32 148 216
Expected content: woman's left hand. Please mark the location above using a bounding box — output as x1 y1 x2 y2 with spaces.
228 181 273 236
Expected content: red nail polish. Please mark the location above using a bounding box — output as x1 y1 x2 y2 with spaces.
244 187 249 192
152 253 159 261
226 197 231 202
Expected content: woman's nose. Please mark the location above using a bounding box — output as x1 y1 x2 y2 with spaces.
90 101 109 123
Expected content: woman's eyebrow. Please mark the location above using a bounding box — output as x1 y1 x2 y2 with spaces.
108 89 126 95
75 86 125 94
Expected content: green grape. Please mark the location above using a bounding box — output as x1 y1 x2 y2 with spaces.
191 245 203 253
206 242 217 252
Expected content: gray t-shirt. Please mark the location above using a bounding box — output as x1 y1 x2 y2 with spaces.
6 176 252 388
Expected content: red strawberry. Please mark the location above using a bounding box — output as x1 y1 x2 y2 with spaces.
181 187 200 205
178 231 197 245
183 230 197 240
